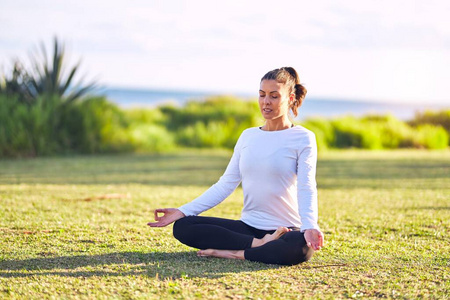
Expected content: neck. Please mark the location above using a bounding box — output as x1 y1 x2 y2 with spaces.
261 116 293 131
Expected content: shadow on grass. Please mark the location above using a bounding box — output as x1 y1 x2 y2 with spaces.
0 251 283 279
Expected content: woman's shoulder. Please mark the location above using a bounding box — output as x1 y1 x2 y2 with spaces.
289 126 317 150
233 127 260 149
242 127 260 133
291 125 316 139
239 127 261 138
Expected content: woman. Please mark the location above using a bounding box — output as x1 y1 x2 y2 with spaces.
148 67 324 265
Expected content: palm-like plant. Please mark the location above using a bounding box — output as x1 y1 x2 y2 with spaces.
29 37 96 103
0 37 96 104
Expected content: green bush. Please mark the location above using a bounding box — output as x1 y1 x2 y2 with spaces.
0 94 26 156
409 110 450 131
409 110 450 145
124 108 167 126
330 117 364 148
413 124 449 149
0 94 61 156
378 116 414 148
160 96 261 130
303 114 448 150
177 121 229 148
159 96 261 149
0 95 133 157
1 91 448 157
361 115 416 149
128 124 175 152
73 97 132 153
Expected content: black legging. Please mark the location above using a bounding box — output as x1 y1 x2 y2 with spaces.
173 216 314 266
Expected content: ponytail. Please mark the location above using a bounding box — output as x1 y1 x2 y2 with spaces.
292 83 307 117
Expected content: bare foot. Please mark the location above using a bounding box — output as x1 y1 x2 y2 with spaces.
197 249 245 260
251 226 290 248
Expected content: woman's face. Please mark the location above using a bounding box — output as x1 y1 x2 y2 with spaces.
259 80 293 121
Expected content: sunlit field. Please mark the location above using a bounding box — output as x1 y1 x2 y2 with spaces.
0 149 449 299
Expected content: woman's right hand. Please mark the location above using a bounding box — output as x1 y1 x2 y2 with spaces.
147 208 185 227
304 228 324 251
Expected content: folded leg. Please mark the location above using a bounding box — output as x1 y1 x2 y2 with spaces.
244 231 314 265
173 216 261 250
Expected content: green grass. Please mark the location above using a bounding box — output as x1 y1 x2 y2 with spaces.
0 149 449 299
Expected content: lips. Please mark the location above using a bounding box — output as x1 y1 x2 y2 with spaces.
263 108 272 113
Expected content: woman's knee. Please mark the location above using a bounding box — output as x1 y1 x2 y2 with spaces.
172 216 193 242
299 244 315 263
244 237 314 266
270 231 315 265
279 244 314 265
279 244 315 265
287 231 315 264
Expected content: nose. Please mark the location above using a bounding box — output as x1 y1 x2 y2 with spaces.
263 95 270 105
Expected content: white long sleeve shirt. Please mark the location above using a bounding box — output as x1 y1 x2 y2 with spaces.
178 125 319 232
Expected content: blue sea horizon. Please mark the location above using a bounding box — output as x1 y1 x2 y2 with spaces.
99 86 448 121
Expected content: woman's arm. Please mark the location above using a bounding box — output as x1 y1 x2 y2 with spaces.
177 142 242 216
148 131 245 227
297 132 323 250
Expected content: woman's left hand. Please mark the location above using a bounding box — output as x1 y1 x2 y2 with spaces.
304 229 324 251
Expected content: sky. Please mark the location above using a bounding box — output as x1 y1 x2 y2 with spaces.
1 0 449 104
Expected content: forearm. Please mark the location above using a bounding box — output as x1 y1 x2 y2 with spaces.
178 180 240 216
297 182 319 231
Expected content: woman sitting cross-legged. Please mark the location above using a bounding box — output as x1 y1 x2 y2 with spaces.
148 67 324 266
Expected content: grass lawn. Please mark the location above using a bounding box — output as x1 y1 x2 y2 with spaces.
0 149 449 299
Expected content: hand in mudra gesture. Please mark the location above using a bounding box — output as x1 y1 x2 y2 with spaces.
147 208 185 227
304 228 324 251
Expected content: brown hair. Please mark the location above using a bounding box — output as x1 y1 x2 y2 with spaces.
261 67 307 117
